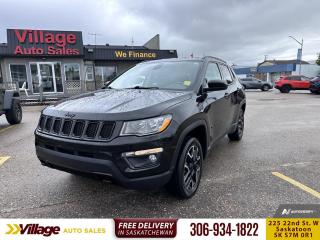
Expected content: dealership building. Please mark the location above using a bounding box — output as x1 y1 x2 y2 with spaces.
234 59 320 82
0 29 177 99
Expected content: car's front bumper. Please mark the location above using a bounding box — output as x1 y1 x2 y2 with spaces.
310 84 320 92
35 131 177 189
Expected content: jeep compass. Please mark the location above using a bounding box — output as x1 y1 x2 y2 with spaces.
35 56 246 198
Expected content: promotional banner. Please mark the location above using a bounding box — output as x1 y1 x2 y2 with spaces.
1 218 319 239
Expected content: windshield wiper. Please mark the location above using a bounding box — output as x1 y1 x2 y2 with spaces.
126 86 159 90
102 86 113 89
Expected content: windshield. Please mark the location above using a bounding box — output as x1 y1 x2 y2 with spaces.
109 61 201 90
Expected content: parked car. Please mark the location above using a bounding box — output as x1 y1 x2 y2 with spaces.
0 84 22 124
239 77 272 91
309 76 320 94
34 56 246 198
275 75 311 93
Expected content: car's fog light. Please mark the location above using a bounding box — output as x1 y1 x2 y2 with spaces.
122 149 162 169
149 154 157 163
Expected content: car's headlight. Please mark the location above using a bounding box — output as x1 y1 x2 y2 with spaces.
120 115 172 136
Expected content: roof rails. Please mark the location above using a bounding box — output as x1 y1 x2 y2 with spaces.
202 56 226 63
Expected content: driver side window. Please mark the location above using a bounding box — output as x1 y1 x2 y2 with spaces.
204 63 222 87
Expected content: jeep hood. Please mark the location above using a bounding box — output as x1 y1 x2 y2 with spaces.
44 89 192 120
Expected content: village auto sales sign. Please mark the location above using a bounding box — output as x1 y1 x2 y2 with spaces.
7 29 83 56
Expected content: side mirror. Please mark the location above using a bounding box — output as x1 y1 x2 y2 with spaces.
204 80 228 92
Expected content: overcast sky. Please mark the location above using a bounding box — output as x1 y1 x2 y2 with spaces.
0 0 319 66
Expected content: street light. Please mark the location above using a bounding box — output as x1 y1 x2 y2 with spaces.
289 36 303 75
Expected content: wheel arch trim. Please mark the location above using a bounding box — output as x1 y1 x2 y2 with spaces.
169 119 208 171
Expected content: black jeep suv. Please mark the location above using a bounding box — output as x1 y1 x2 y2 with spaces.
35 56 246 198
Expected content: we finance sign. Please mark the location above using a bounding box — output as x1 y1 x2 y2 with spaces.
114 50 157 60
7 29 83 56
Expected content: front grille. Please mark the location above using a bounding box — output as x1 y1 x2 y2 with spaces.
44 117 53 132
37 115 115 141
100 122 114 139
61 120 72 135
52 119 61 134
39 115 45 130
85 122 98 138
73 121 85 137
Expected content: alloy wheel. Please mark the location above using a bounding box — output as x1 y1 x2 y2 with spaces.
237 110 244 137
15 104 22 120
183 144 202 193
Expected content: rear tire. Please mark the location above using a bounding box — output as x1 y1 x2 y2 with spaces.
166 137 203 198
261 85 270 91
228 108 244 141
5 99 22 125
280 85 291 93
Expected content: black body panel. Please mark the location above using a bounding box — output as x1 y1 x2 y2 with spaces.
35 57 246 189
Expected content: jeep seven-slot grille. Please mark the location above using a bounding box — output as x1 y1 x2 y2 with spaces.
85 122 99 138
100 122 114 139
38 115 115 141
62 120 72 135
73 121 85 137
52 119 61 134
44 117 53 132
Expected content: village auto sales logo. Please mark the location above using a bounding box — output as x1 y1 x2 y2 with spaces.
6 223 60 237
7 29 83 56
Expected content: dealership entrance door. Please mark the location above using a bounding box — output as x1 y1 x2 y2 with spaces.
30 62 63 94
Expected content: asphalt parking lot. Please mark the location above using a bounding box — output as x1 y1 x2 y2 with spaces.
0 90 319 218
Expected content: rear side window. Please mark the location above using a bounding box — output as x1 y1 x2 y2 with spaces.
219 64 233 84
205 63 222 81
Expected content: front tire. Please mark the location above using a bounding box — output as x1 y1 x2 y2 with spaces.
167 137 203 198
310 90 319 94
5 99 22 125
228 108 244 141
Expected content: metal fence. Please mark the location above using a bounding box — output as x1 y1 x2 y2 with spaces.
1 80 107 103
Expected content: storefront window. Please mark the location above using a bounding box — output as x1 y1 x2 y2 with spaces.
94 66 116 88
10 64 28 88
64 63 80 81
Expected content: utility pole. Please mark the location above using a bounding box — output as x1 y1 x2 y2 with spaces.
88 33 102 46
289 36 304 75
